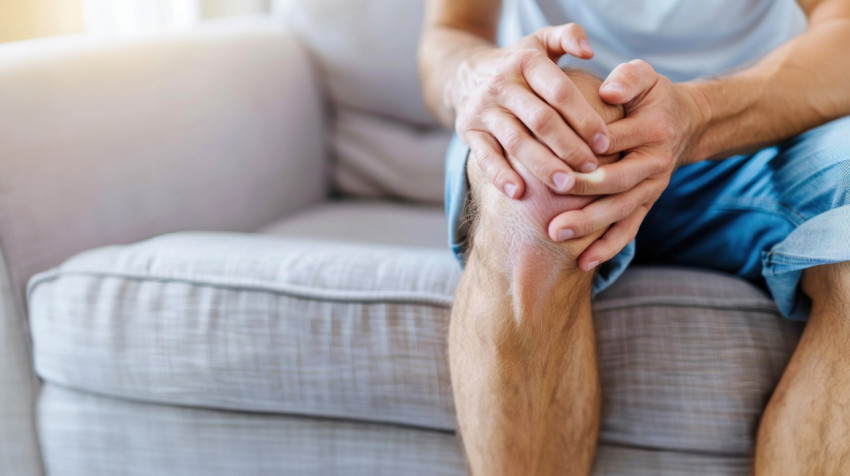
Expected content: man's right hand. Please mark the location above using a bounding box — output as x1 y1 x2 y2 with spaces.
447 24 611 199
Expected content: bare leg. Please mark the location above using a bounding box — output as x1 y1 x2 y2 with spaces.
450 71 623 476
754 261 850 474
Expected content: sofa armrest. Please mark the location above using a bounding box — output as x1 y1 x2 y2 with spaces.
0 251 42 475
0 22 326 475
0 19 328 301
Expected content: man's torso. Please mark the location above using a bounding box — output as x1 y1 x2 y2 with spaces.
500 0 807 81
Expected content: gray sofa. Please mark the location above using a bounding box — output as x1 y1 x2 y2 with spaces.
0 1 803 475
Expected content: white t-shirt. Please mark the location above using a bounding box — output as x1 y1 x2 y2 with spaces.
499 0 807 82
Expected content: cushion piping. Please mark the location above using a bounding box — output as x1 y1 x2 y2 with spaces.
28 267 779 313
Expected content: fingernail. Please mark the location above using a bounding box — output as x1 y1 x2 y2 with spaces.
504 183 518 198
579 39 592 53
552 172 573 191
557 229 575 241
580 160 597 173
591 133 609 155
586 260 600 271
603 82 624 93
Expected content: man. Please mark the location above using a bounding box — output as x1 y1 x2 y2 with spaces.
417 0 850 474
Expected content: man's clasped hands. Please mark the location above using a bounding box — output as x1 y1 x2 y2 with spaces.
452 22 709 271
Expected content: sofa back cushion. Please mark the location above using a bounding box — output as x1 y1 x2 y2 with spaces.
276 0 453 205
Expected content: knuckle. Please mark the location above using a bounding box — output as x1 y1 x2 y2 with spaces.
578 215 596 235
614 197 636 218
549 82 573 105
529 155 559 181
576 113 602 137
629 59 654 74
558 146 584 167
614 172 635 191
569 177 590 194
480 157 507 184
492 168 510 185
500 129 524 154
513 49 540 70
527 108 555 133
472 147 494 170
621 65 640 85
484 74 510 98
536 25 554 37
564 22 582 35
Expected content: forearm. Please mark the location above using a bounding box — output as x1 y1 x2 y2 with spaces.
418 26 496 127
686 11 850 162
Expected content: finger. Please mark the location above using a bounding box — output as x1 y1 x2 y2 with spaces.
484 111 577 192
533 23 594 60
571 149 668 195
499 84 592 167
579 204 651 271
465 130 525 199
548 178 659 240
522 59 610 161
604 115 668 154
599 59 658 105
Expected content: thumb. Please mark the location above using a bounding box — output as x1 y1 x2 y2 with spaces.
532 23 594 61
599 59 658 105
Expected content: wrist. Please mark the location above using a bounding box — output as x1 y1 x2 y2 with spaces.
678 81 714 165
443 44 497 120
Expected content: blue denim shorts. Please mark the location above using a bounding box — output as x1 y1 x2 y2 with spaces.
445 116 850 321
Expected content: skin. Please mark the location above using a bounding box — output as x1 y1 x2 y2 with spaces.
419 2 611 198
451 70 622 476
755 262 850 474
419 0 850 474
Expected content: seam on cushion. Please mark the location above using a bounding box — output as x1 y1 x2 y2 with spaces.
593 295 779 314
28 268 456 308
42 381 459 434
597 439 751 459
30 268 778 313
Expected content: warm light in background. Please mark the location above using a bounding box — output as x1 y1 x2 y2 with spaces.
0 0 272 43
0 0 84 42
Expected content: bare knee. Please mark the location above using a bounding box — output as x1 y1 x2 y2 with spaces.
464 69 623 318
468 159 592 278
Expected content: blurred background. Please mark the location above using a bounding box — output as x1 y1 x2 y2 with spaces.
0 0 274 43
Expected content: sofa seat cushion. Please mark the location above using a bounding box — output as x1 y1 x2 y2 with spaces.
28 201 803 455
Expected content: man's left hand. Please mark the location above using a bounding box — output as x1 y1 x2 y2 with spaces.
547 59 708 272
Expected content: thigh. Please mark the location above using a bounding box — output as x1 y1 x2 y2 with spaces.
636 115 850 318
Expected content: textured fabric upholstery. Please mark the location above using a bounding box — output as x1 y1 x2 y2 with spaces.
5 2 809 472
0 21 326 476
38 384 752 476
0 249 43 475
275 0 434 126
594 276 801 454
29 201 803 461
29 229 460 430
331 108 451 205
259 201 448 248
276 0 453 204
38 384 464 476
0 20 326 303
